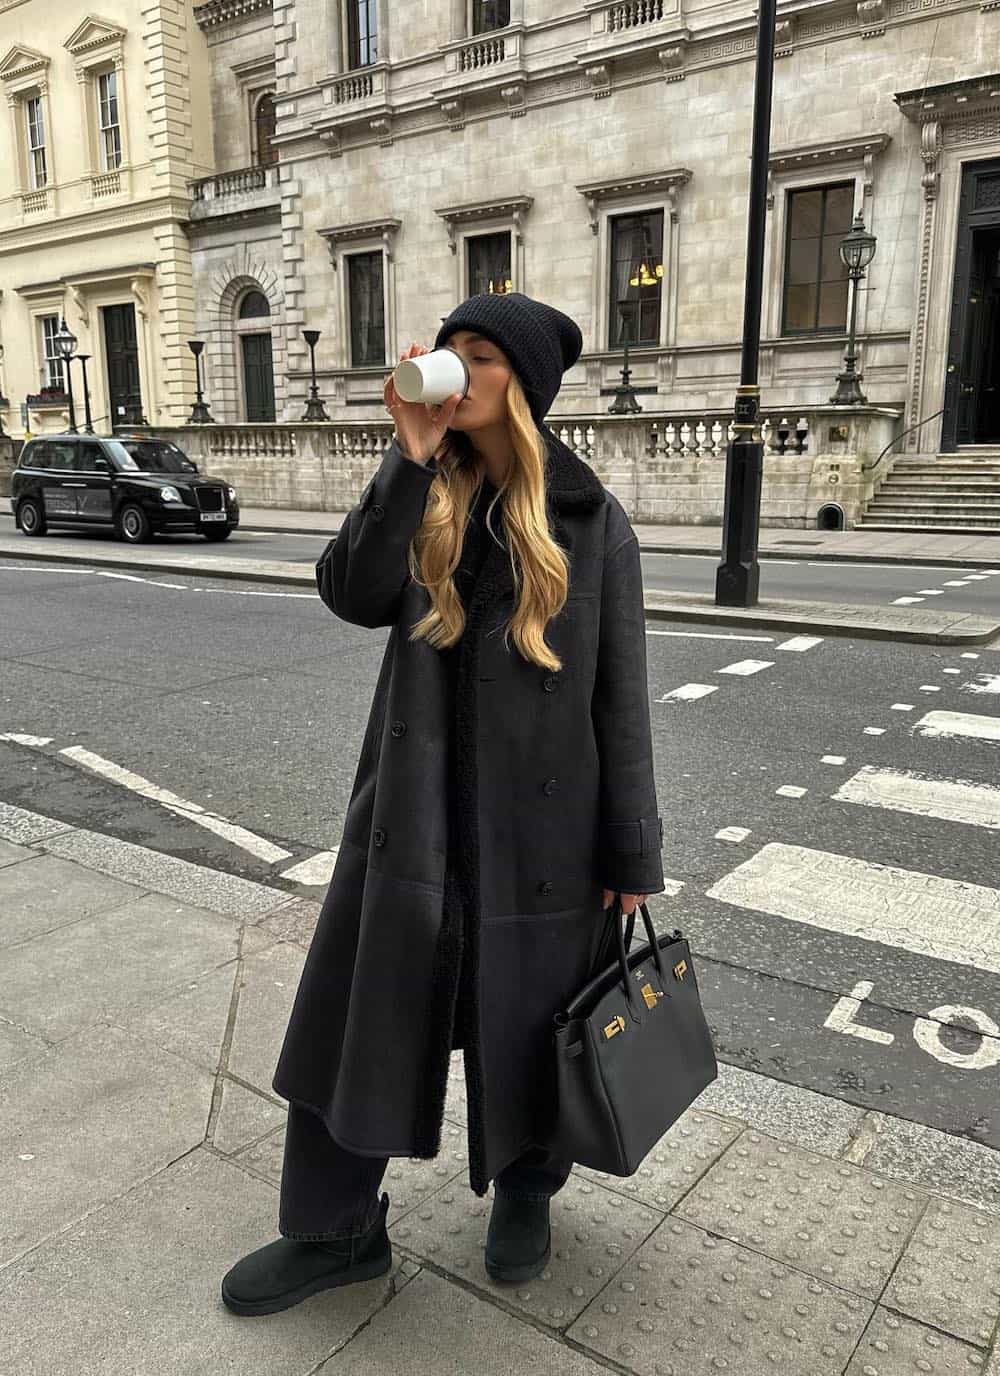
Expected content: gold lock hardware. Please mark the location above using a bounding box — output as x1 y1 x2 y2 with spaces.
640 981 663 1009
673 959 688 981
603 1014 626 1040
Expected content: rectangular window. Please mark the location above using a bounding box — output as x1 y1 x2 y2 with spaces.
40 316 65 390
25 96 47 190
347 0 378 68
781 182 853 334
98 70 122 171
472 0 511 32
608 210 664 350
467 232 512 296
347 251 385 367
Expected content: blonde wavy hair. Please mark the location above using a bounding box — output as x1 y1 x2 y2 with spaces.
406 371 569 671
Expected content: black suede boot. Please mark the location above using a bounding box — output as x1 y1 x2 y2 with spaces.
484 1190 551 1283
221 1191 391 1316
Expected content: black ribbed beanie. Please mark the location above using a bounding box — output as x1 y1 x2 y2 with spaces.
434 291 583 426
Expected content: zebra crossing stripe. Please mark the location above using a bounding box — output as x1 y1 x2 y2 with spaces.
776 636 824 652
658 683 718 702
962 675 1000 695
717 660 775 676
707 842 1000 973
914 711 1000 742
833 765 1000 830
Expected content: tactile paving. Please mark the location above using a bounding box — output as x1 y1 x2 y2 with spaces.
577 1109 742 1211
845 1307 989 1375
383 1119 469 1225
566 1214 872 1376
388 1169 661 1329
676 1130 926 1297
883 1198 1000 1347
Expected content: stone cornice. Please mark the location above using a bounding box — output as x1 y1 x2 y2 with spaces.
317 218 402 263
0 43 49 84
0 196 192 258
575 169 693 232
433 195 534 252
895 71 1000 122
768 132 891 173
64 15 127 59
194 0 273 31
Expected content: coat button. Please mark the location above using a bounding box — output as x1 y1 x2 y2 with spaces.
390 720 407 737
369 503 386 521
542 674 558 692
542 777 557 795
373 827 387 847
538 880 554 896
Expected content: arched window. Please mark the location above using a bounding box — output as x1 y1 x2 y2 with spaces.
255 92 277 166
239 290 271 320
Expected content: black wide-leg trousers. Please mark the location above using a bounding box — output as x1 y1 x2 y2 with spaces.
278 1102 574 1241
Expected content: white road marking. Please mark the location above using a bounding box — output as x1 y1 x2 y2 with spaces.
964 574 991 581
661 878 686 897
658 683 718 702
0 732 54 747
943 668 961 675
913 1007 1000 1070
961 653 981 659
824 982 895 1046
821 755 847 765
835 764 1000 829
58 746 294 862
891 596 924 605
863 728 886 735
776 785 808 798
646 630 774 642
190 588 317 599
715 826 751 843
775 636 824 652
962 674 1000 695
919 685 941 692
707 842 1000 973
890 703 914 711
717 660 775 676
914 710 1000 743
943 580 972 587
279 850 339 886
915 589 944 595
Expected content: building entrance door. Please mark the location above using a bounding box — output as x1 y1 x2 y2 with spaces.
241 333 275 422
941 160 1000 450
102 303 145 427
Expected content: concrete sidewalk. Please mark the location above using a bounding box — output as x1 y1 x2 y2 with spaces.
1 796 998 1376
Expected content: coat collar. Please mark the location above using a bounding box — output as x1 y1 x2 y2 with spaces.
538 424 606 514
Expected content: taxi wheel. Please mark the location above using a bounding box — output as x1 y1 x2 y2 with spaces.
17 499 47 537
202 527 233 541
116 503 152 544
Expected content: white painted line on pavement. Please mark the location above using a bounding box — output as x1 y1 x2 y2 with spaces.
658 683 719 702
824 981 895 1046
890 703 914 711
891 597 924 605
962 674 1000 695
821 755 847 765
919 685 941 692
279 849 339 886
776 636 825 652
0 732 54 747
961 653 981 659
834 765 1000 831
190 587 317 599
646 630 774 642
914 711 1000 743
661 878 687 897
707 842 1000 974
863 728 886 735
776 786 808 798
943 580 972 588
717 660 775 676
964 574 991 581
916 590 944 596
58 746 294 863
943 669 961 675
715 826 751 843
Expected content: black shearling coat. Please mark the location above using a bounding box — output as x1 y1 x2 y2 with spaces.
271 424 665 1196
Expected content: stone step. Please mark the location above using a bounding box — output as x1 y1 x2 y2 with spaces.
881 474 1000 485
878 487 1000 499
891 464 1000 477
868 497 1000 510
858 521 1000 534
858 513 1000 529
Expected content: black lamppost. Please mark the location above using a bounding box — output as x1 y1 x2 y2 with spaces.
187 340 215 423
54 317 79 434
76 354 95 433
608 306 641 415
302 329 330 421
830 212 878 405
714 0 778 609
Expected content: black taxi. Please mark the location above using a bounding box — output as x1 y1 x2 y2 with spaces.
11 433 240 543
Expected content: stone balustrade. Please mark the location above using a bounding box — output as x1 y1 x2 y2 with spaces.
129 403 903 528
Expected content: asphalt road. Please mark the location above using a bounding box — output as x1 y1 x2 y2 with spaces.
2 513 1000 614
1 556 999 1152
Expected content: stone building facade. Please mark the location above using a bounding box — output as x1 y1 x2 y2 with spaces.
185 0 1000 462
0 0 213 436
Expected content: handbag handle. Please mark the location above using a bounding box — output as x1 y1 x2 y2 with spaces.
611 894 667 1017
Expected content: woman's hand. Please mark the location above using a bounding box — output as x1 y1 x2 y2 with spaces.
383 342 464 465
603 889 647 916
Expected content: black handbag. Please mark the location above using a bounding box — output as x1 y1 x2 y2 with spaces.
549 895 718 1175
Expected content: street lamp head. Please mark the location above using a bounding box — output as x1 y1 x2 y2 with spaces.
187 339 205 358
55 317 78 361
302 329 321 348
839 212 877 272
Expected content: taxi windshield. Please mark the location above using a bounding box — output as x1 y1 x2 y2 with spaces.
110 439 197 474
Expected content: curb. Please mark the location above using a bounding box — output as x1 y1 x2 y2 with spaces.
3 540 997 645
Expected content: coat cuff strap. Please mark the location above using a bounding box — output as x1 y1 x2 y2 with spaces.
601 815 663 857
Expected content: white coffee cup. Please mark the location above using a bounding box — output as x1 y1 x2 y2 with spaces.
392 348 469 406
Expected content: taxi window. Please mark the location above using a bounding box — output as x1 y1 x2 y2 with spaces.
74 443 106 472
46 442 76 472
22 442 50 468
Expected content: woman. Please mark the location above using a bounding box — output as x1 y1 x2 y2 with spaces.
222 292 665 1317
